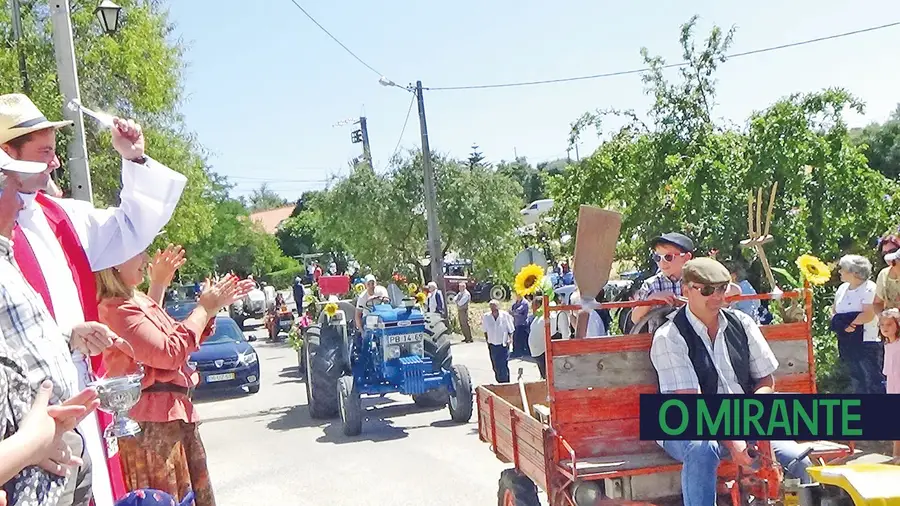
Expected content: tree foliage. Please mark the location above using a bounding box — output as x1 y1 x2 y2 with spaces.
248 182 290 212
280 153 522 283
851 105 900 180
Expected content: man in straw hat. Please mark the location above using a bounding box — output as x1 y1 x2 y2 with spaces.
0 93 188 506
649 257 812 506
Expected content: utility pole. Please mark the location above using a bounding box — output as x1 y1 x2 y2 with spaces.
414 81 446 318
359 116 372 167
50 0 92 203
10 0 31 93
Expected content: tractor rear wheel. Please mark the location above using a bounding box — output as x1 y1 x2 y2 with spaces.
413 313 453 407
497 469 540 506
338 375 362 436
305 325 341 419
448 364 473 423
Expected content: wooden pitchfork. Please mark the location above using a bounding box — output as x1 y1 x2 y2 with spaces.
740 182 779 291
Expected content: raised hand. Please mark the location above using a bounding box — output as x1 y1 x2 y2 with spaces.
198 274 256 313
111 117 145 160
148 244 186 288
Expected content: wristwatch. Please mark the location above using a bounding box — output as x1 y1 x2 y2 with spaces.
128 155 148 164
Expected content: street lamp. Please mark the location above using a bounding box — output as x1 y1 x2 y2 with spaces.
94 0 123 34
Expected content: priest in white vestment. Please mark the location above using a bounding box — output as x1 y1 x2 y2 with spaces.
0 93 187 506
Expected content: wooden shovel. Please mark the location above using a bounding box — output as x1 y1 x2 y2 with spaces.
572 206 623 337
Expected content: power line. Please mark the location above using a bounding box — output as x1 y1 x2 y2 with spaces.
424 20 900 91
287 0 383 77
388 93 416 164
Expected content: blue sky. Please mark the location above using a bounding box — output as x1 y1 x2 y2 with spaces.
165 1 900 202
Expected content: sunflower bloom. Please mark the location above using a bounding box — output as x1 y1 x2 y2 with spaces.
324 302 339 317
796 255 831 285
515 264 545 296
415 292 426 304
408 283 418 294
354 283 365 294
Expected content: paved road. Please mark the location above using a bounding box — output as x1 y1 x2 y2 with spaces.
195 319 544 506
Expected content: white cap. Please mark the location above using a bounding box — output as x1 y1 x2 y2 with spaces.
364 274 376 283
886 251 900 263
0 149 46 174
489 299 500 306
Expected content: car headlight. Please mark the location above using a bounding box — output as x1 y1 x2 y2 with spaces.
384 345 401 360
238 352 258 366
411 341 425 357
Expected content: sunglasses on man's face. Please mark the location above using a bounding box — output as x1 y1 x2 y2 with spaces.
652 252 687 263
689 283 728 297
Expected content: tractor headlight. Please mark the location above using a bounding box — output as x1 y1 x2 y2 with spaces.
411 341 425 357
385 345 402 360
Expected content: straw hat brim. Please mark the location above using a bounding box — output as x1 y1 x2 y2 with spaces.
0 119 73 145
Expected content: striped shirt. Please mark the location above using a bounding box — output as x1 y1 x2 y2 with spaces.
0 235 78 405
635 271 683 300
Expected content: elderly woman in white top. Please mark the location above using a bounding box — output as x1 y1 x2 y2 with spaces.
832 254 885 394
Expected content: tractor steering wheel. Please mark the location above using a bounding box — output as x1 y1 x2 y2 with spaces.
365 295 390 310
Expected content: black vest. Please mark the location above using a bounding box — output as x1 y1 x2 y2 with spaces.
671 307 754 395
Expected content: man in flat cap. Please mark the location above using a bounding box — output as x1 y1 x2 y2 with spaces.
649 257 812 506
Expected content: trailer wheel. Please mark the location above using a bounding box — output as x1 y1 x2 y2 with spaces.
305 325 341 419
413 313 453 407
498 469 540 506
448 364 473 423
338 375 362 436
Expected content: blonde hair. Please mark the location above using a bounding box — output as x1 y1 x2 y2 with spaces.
95 267 134 302
880 308 900 342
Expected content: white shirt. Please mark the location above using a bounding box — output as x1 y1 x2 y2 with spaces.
528 315 547 357
482 310 514 345
554 305 571 339
585 310 607 339
650 307 779 395
834 280 879 342
4 156 186 506
356 286 389 309
456 289 471 307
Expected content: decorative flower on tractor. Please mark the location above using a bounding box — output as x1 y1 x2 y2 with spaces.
514 264 544 296
414 292 426 305
354 283 365 295
407 283 418 295
796 254 831 286
324 302 339 318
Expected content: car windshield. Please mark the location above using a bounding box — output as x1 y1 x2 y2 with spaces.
204 319 246 345
165 302 197 321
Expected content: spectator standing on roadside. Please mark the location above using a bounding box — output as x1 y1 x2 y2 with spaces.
510 293 530 357
455 282 473 343
482 300 514 383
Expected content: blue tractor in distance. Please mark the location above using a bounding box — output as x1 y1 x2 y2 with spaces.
304 294 473 436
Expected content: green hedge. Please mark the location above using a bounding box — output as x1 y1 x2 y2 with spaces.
264 266 305 290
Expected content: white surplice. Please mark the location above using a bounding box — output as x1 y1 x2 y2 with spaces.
9 156 186 506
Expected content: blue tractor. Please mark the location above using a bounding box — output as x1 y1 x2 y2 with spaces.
304 295 473 436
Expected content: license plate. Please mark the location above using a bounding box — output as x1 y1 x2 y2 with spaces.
206 373 235 383
387 333 421 345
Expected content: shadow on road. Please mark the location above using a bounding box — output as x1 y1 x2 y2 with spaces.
312 397 450 445
265 405 331 431
191 388 255 404
201 405 294 425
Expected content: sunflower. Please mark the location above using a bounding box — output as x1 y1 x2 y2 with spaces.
324 302 339 317
514 264 544 296
408 283 418 294
415 292 426 305
354 283 365 294
796 254 831 286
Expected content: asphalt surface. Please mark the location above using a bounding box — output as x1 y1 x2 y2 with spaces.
194 318 545 506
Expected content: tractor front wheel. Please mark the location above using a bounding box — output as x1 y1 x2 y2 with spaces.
498 469 540 506
338 375 362 436
305 325 341 419
448 364 473 423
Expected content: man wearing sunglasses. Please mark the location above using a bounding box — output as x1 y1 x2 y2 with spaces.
649 258 812 506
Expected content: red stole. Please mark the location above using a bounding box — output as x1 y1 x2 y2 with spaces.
12 192 128 501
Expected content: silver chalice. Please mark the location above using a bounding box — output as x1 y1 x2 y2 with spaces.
87 340 145 439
